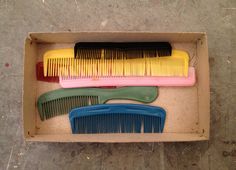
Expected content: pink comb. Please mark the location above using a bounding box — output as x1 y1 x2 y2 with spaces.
59 67 196 88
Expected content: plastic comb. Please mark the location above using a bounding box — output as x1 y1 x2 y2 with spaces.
36 62 59 82
60 67 196 88
43 49 189 77
69 104 166 134
37 87 158 120
74 42 172 58
43 49 73 77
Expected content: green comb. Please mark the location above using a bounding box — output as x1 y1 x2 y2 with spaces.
37 87 158 121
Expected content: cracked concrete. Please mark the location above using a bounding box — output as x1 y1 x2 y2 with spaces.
0 0 235 169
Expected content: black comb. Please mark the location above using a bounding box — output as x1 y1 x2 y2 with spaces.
74 42 172 59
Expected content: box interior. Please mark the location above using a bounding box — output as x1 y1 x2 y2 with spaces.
23 32 209 142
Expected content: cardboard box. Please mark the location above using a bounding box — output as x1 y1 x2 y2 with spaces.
23 32 210 142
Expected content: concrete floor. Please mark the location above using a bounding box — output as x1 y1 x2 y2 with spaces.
0 0 235 169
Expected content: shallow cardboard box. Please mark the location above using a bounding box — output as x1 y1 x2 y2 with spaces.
23 32 210 142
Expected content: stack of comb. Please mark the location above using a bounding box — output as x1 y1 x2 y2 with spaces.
36 42 196 134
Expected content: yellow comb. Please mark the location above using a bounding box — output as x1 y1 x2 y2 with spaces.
43 49 189 77
43 49 74 77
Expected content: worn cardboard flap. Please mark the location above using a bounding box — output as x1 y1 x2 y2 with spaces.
29 32 206 43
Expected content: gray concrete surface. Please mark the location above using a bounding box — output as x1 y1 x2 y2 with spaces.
0 0 235 169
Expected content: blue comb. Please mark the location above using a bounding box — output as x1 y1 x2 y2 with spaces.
69 104 166 134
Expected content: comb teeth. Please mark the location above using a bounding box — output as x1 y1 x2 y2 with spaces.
59 67 196 88
69 104 166 134
74 42 172 58
43 49 74 77
76 49 166 59
36 62 59 82
40 96 99 120
72 113 162 133
43 49 189 78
